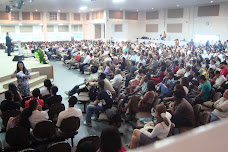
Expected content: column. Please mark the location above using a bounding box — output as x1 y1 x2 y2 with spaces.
43 12 47 41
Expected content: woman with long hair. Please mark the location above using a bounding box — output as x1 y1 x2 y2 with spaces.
11 61 31 97
128 104 172 149
40 79 52 97
8 83 22 103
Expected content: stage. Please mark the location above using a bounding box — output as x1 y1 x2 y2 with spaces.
0 49 53 102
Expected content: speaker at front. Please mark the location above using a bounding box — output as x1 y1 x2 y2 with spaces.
12 55 24 61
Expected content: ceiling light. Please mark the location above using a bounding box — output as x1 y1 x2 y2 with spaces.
19 23 22 26
177 5 179 7
80 6 88 10
11 8 13 10
35 9 37 11
152 8 154 10
137 10 138 11
59 24 63 26
79 11 81 13
91 9 93 11
58 10 60 12
39 23 43 25
211 1 213 3
113 0 124 3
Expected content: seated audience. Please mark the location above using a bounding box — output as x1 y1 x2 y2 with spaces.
0 90 20 113
25 88 44 108
56 96 83 127
128 104 172 149
213 70 226 89
40 79 52 97
99 127 127 152
210 89 228 122
45 86 62 108
8 83 22 103
28 99 49 129
111 69 123 92
85 80 113 127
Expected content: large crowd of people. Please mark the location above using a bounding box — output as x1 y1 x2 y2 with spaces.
1 39 228 151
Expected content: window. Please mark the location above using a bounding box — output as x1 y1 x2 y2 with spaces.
167 23 182 33
60 13 67 20
11 12 19 20
22 12 30 20
125 11 138 20
146 11 159 20
0 11 9 20
115 24 122 32
198 5 219 17
167 8 184 18
74 13 80 20
33 12 41 20
49 12 57 21
146 24 158 32
109 10 123 19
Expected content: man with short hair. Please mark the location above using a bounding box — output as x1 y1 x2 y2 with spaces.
45 86 62 108
56 96 83 127
213 70 226 89
110 69 123 91
25 88 44 108
85 80 113 127
80 52 91 74
0 90 20 113
6 32 12 56
194 75 211 104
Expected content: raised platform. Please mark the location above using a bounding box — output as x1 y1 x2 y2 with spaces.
0 49 53 102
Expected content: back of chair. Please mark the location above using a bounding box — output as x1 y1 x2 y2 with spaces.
46 141 71 152
6 126 30 147
193 104 201 122
213 92 222 102
19 148 38 152
33 121 56 139
209 88 215 100
198 112 211 126
60 117 80 134
21 96 31 108
2 109 21 127
77 135 100 152
48 103 65 120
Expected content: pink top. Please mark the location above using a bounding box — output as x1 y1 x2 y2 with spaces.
99 146 127 152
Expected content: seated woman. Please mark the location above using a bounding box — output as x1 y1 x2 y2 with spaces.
119 57 127 71
104 61 111 75
128 104 172 149
99 127 127 152
122 80 156 120
45 86 62 108
8 83 22 103
151 66 166 84
40 79 52 97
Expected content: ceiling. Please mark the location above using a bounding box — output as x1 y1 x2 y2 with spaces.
0 0 227 12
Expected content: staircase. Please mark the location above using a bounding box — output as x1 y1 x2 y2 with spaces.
0 71 52 95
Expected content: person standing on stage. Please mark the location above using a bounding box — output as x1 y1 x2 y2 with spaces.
6 32 12 56
11 61 31 97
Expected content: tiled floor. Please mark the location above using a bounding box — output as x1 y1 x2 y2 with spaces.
0 60 134 148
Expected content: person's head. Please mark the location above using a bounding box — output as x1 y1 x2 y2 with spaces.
99 73 106 80
168 72 174 79
29 99 39 111
215 70 221 77
180 77 189 88
8 83 17 93
100 127 122 152
6 32 9 35
174 89 185 101
115 69 121 75
16 61 26 72
199 75 207 83
144 73 151 82
223 90 228 99
90 66 98 74
5 90 13 101
98 80 105 90
32 88 40 98
155 104 170 126
76 141 97 152
147 80 155 91
180 63 184 69
186 66 191 72
44 79 52 92
131 61 136 66
68 96 77 107
50 86 58 96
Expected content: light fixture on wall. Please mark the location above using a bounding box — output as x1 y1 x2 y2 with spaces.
80 6 88 10
113 0 124 3
177 5 179 7
211 1 213 3
18 23 22 26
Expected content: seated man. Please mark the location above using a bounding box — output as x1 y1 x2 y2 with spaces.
28 99 49 129
0 90 20 113
210 89 228 122
110 69 123 93
159 72 175 97
84 80 113 127
65 66 98 96
213 70 226 89
56 96 83 127
25 88 44 108
194 75 211 104
45 86 62 108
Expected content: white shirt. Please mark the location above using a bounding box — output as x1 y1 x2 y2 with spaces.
212 97 228 119
175 68 185 77
29 110 49 129
140 112 172 139
111 74 123 89
83 55 91 64
184 71 190 77
40 87 50 96
138 59 146 66
56 107 83 127
213 75 226 88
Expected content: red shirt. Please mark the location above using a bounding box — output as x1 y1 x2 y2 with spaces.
221 67 228 77
25 97 44 108
173 66 179 74
75 54 81 62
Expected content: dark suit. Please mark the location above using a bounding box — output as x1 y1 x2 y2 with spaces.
6 35 12 56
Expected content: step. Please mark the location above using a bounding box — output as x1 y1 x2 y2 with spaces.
1 72 40 90
28 75 47 89
30 79 54 92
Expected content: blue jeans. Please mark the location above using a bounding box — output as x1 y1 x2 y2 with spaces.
160 84 169 95
86 105 103 124
210 113 220 122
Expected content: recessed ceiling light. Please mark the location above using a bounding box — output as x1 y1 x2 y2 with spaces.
137 10 138 11
113 0 124 3
152 8 154 10
58 10 60 12
35 9 37 11
211 1 213 3
80 6 88 10
59 24 63 26
177 5 179 7
11 9 13 10
19 23 22 26
39 23 43 25
91 9 93 11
